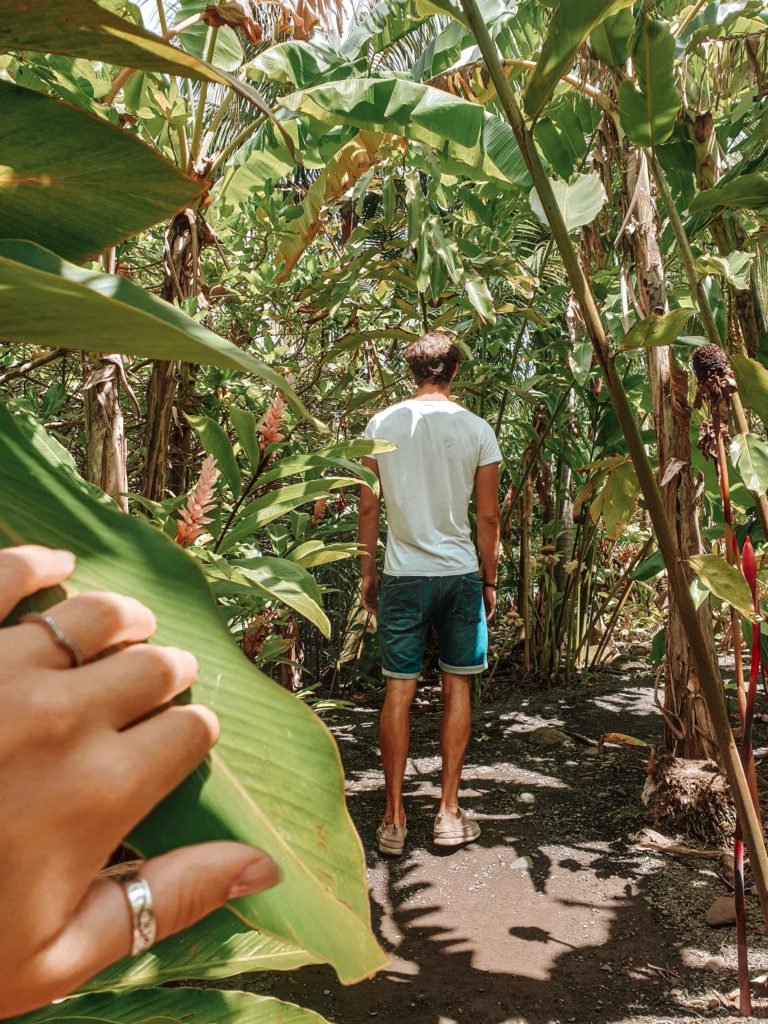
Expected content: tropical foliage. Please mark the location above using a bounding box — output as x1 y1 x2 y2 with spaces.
1 0 768 1017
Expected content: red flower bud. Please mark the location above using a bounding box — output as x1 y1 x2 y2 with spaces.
742 535 758 609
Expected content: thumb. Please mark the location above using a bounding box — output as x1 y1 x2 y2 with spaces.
17 844 278 1015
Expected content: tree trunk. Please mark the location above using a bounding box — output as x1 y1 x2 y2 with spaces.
141 210 210 500
624 149 719 760
83 250 128 510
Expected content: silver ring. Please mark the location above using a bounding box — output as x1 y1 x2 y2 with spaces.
101 862 156 956
19 612 84 667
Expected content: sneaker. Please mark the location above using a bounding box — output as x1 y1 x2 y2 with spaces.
377 817 407 856
433 808 481 847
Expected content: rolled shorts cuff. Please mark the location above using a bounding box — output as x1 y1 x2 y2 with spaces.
382 667 422 680
438 660 487 675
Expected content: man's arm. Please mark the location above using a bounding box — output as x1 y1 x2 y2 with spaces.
358 456 382 615
474 461 500 622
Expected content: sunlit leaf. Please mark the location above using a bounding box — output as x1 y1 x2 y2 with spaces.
0 82 204 263
0 0 280 117
619 309 693 350
589 460 640 540
689 172 768 214
281 78 530 189
688 553 755 619
187 414 242 499
729 434 768 495
83 909 318 992
589 8 634 66
0 407 386 983
730 353 768 429
0 241 324 431
15 988 330 1024
618 17 680 149
529 173 607 233
523 0 633 118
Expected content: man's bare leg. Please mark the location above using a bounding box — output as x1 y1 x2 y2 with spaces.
380 678 417 825
439 672 472 817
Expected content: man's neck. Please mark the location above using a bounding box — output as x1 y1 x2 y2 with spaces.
413 384 452 401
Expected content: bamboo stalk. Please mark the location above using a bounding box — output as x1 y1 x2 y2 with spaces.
459 0 768 926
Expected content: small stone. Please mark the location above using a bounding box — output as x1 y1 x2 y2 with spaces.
705 894 737 927
323 990 330 995
527 726 572 747
510 855 533 870
703 956 727 973
518 792 536 805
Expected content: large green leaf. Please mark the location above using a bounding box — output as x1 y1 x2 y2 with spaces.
688 172 768 214
529 172 607 233
175 1 244 72
523 0 634 119
0 406 386 983
187 414 242 498
0 0 277 114
731 353 768 429
729 433 768 494
13 988 329 1024
0 81 204 263
0 241 324 430
83 909 319 992
218 478 360 551
229 405 264 472
619 308 693 350
589 7 634 66
688 553 755 620
280 78 530 189
248 39 365 89
214 556 332 637
618 17 680 149
589 460 640 540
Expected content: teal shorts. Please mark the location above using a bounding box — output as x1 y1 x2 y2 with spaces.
378 572 488 679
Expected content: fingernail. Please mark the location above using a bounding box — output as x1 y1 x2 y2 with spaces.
53 549 76 570
227 854 280 900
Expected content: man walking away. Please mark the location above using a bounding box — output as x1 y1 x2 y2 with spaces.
358 332 501 856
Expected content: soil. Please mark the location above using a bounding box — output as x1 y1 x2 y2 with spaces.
236 658 768 1023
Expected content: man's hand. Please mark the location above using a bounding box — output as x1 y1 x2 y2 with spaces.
362 574 380 616
483 584 496 623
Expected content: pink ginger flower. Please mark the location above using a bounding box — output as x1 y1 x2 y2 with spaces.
258 393 286 451
176 454 218 547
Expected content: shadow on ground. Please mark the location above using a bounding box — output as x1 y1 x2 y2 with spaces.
239 665 768 1023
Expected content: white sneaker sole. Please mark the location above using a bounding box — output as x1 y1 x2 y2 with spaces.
433 828 481 848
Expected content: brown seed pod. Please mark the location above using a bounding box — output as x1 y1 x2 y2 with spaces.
691 344 737 408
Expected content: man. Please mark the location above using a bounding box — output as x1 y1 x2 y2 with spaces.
358 332 501 856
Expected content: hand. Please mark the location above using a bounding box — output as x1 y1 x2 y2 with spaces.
361 574 380 616
483 584 496 623
0 545 279 1017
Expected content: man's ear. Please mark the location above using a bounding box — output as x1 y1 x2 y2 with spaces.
450 364 459 382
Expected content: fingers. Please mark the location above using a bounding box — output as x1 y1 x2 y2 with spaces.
0 546 75 622
19 844 278 1015
74 644 198 730
11 591 156 670
117 705 220 828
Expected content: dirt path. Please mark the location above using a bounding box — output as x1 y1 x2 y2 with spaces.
242 662 768 1023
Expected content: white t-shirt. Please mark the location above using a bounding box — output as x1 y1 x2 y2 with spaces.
364 398 502 576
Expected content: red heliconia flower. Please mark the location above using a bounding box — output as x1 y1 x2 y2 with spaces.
742 535 758 609
175 455 218 547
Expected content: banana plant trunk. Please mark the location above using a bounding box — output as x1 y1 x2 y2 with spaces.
624 149 719 760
